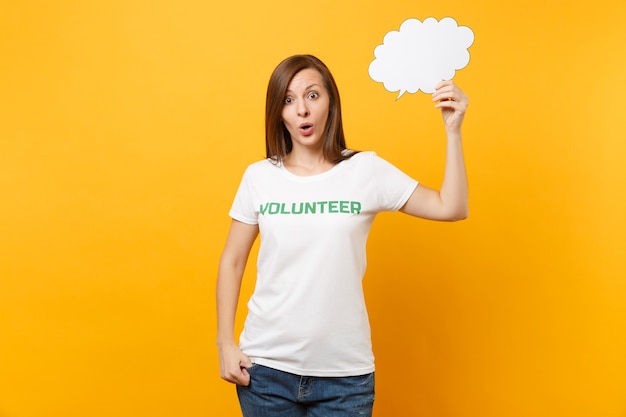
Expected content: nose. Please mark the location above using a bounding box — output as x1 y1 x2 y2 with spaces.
297 100 310 117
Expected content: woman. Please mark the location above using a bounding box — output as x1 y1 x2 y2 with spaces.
217 54 469 416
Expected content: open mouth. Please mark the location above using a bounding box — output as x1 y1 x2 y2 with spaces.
299 123 314 135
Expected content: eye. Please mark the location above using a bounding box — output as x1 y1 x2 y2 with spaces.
308 92 319 99
284 97 293 104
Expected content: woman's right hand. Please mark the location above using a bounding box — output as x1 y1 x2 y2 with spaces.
218 343 253 386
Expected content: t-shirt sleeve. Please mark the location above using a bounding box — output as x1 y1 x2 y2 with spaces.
370 153 419 212
228 166 258 225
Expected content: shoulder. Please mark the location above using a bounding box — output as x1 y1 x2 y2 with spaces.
247 158 277 169
343 150 376 164
344 151 396 169
242 158 281 176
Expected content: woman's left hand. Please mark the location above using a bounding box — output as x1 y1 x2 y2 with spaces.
432 81 468 133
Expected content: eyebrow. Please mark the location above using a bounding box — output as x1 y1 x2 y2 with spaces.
286 83 321 94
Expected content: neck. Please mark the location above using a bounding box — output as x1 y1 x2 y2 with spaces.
283 150 334 176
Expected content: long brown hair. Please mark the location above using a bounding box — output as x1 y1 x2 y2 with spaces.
265 55 355 164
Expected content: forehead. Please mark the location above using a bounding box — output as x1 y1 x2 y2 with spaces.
287 68 324 90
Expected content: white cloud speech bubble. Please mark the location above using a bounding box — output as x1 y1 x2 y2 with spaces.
368 17 474 98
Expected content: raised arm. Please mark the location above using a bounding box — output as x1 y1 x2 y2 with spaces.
400 81 469 221
216 219 259 385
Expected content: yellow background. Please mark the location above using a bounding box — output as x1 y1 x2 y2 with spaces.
1 0 625 416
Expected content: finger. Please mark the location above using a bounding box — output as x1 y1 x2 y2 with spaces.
434 94 468 109
241 356 253 368
434 99 459 109
432 89 456 103
222 365 246 383
227 366 250 386
434 80 454 90
238 372 251 387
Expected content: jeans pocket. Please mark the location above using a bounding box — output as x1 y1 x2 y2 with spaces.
236 363 258 388
245 363 258 373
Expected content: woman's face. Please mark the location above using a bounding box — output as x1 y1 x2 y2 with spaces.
281 68 330 152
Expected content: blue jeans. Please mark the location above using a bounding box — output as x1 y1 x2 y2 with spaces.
236 364 375 416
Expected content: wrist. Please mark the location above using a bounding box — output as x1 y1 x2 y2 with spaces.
446 131 462 141
216 337 237 349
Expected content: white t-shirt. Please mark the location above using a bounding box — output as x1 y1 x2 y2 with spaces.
229 151 419 377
